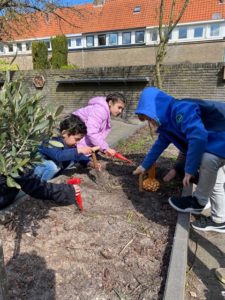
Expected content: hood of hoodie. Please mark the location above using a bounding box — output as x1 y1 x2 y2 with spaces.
88 96 109 114
135 87 174 126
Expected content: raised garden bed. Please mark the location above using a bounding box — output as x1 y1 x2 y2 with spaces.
0 126 181 299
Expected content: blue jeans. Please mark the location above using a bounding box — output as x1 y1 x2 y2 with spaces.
33 160 60 182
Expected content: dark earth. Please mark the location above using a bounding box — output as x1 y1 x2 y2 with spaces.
0 126 183 300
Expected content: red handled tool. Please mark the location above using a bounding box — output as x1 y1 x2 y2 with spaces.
114 152 133 164
67 178 83 211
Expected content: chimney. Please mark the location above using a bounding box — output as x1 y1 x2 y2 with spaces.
93 0 106 7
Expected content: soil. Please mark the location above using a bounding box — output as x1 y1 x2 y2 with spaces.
0 126 181 300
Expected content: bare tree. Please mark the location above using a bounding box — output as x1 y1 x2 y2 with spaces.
0 0 88 41
153 0 190 88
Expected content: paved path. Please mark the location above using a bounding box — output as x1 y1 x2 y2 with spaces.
106 117 144 147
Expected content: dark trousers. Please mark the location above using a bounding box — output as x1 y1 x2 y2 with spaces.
0 173 75 210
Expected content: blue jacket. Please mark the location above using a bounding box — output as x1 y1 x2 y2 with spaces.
135 87 225 176
38 136 90 170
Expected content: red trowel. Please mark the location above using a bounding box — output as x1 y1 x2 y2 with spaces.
113 152 133 164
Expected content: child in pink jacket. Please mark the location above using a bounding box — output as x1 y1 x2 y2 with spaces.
73 93 126 156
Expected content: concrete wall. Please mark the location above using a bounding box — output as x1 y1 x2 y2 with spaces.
4 40 225 70
3 62 225 118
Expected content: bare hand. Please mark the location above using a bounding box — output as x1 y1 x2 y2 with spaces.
72 184 80 195
77 146 92 155
133 165 146 175
183 173 192 187
105 148 116 157
163 169 177 183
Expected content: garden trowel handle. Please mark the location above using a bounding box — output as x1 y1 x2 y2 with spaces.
91 146 100 168
139 174 143 192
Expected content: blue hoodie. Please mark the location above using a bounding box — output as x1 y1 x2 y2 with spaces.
135 87 225 175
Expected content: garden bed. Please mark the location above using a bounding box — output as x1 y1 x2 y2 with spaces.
0 126 181 300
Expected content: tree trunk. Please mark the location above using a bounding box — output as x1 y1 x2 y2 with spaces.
0 241 8 300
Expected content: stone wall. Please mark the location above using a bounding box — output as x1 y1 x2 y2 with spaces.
3 62 225 118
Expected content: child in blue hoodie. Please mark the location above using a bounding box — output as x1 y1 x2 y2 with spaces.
133 87 225 233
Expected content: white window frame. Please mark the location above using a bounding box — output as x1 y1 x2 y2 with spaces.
178 27 188 39
98 34 106 46
108 32 118 46
86 35 94 47
0 43 5 54
122 32 131 45
210 23 220 37
135 30 145 43
16 42 23 52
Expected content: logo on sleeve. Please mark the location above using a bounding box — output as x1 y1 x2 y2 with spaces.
176 114 183 123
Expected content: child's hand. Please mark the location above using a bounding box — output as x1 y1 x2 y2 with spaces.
73 184 81 195
105 148 116 157
77 146 92 155
183 173 192 187
163 168 177 182
133 165 146 175
88 161 102 171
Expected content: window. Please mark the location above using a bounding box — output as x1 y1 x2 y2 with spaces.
0 44 4 53
17 43 22 52
163 27 172 40
43 40 51 50
122 32 131 44
194 27 203 38
76 38 82 47
151 30 158 41
133 5 141 13
178 27 187 39
8 44 14 52
26 42 31 51
98 34 106 46
109 33 118 46
86 35 94 47
210 24 220 36
67 38 71 47
135 31 144 43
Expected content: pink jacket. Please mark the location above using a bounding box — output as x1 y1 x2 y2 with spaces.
73 96 111 151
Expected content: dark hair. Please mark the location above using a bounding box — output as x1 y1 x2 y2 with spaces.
106 93 126 105
59 114 87 136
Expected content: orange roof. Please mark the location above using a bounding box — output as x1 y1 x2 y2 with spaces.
3 0 225 41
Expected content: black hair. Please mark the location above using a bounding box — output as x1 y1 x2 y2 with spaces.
59 114 87 136
106 93 126 105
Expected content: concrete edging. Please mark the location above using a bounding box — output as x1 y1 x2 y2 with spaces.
163 185 193 300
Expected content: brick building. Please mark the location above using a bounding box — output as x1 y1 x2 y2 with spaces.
1 0 225 69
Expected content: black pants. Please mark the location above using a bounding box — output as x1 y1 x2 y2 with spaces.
0 173 75 210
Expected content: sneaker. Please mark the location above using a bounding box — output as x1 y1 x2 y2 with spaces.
192 216 225 233
168 195 205 214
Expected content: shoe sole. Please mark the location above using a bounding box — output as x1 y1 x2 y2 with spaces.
168 198 203 215
191 224 225 233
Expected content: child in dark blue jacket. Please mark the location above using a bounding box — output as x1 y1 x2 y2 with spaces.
133 87 225 233
34 114 99 181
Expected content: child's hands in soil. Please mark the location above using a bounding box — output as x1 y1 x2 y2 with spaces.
133 165 145 175
105 148 116 157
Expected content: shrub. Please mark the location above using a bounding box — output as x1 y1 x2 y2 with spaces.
0 59 19 71
51 35 68 69
60 64 78 70
0 72 63 188
32 41 49 69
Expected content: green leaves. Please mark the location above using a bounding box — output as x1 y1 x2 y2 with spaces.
0 72 64 188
